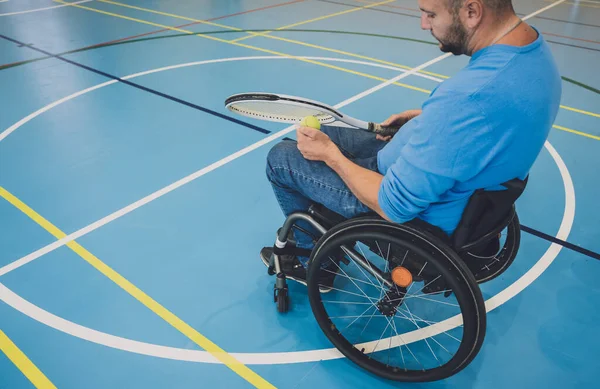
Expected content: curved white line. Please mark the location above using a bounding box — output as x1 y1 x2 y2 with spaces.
0 55 440 144
485 141 574 311
119 56 445 83
0 143 574 364
0 283 217 363
0 55 575 364
0 0 92 17
0 80 117 143
0 55 441 276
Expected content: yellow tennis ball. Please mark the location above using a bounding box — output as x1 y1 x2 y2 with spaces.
300 115 321 130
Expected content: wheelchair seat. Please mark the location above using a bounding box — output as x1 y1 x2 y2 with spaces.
307 176 527 282
452 176 527 252
309 176 526 248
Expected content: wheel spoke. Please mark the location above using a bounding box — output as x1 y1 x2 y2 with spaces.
309 221 486 380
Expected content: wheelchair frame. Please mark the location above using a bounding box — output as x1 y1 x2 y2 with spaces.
264 178 526 381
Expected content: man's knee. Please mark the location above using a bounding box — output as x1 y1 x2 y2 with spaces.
266 140 298 183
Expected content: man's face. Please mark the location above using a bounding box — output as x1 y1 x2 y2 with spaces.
419 0 470 55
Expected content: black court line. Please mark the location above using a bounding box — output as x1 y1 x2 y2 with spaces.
521 225 600 260
0 33 272 135
2 34 599 262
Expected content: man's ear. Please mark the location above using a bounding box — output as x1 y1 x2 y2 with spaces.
462 0 484 28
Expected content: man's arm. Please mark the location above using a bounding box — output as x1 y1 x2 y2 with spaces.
377 110 422 141
327 109 423 215
296 126 390 220
381 110 422 127
295 118 459 225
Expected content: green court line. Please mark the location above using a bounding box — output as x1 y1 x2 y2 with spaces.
0 29 438 71
1 28 597 97
561 75 600 95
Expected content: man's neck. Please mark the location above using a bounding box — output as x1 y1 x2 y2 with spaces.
467 13 536 55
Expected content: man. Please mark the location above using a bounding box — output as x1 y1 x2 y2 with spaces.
260 0 562 290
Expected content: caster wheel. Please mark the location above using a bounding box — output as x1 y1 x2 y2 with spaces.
276 287 289 313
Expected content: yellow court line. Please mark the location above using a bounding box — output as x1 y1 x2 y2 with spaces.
97 0 244 31
553 125 600 140
354 0 419 11
56 1 600 138
0 330 57 389
560 105 600 118
230 0 396 42
95 0 449 79
55 0 431 94
93 0 600 121
266 33 445 77
0 187 276 389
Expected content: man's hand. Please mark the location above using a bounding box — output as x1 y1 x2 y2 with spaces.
376 109 422 141
296 125 342 163
296 125 390 221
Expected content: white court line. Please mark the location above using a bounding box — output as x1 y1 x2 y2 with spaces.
0 56 441 144
0 0 91 17
0 0 571 366
0 80 118 143
0 0 568 276
0 55 445 277
526 0 568 17
0 138 575 365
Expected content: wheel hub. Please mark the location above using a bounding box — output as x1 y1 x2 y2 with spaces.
377 288 406 317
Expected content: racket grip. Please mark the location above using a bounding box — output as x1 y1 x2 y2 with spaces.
368 122 400 137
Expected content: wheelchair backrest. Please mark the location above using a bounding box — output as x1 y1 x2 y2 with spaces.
451 176 528 252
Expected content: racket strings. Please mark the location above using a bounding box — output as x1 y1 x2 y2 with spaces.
226 100 336 124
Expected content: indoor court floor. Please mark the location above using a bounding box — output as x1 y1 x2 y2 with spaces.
0 0 599 388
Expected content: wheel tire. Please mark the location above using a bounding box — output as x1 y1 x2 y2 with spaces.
276 288 289 313
306 217 486 382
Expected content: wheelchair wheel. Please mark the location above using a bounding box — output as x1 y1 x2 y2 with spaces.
306 217 486 382
461 212 521 284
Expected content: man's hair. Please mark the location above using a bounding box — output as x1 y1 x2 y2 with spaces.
447 0 514 14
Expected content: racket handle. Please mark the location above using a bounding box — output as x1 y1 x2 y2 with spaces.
368 122 400 137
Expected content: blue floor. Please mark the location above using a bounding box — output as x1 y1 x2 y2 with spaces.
1 0 599 388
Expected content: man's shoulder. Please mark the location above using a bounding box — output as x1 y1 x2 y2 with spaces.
422 80 477 115
434 38 560 100
431 56 512 99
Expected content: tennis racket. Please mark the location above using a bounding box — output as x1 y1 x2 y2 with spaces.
224 92 400 136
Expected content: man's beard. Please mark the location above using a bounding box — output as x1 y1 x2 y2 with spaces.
434 17 470 55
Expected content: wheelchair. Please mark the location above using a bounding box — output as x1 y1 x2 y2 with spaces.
265 177 527 382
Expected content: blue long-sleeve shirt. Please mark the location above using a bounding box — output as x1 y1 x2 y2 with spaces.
377 29 562 235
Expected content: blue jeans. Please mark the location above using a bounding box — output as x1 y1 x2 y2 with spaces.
266 125 387 267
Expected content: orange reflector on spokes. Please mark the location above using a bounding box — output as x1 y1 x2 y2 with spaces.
391 266 413 288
